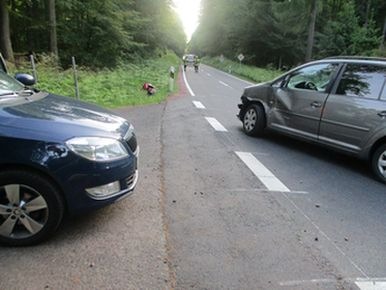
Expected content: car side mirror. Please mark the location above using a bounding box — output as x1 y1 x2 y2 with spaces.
15 73 36 86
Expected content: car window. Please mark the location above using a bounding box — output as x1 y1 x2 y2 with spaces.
336 64 386 99
0 54 6 73
0 71 24 95
381 82 386 101
286 63 339 92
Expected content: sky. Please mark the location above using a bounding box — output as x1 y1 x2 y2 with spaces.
172 0 201 41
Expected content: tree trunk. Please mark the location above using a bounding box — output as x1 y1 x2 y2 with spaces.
364 0 371 29
381 16 386 51
48 0 58 57
305 0 317 62
0 0 14 62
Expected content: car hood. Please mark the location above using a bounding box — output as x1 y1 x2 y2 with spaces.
0 92 130 142
243 82 270 98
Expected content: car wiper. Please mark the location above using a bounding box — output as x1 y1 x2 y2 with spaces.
17 89 34 96
0 92 18 97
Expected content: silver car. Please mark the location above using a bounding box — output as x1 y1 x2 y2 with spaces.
238 57 386 183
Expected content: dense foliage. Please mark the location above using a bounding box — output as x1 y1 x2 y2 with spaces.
190 0 386 68
11 52 181 107
1 0 186 68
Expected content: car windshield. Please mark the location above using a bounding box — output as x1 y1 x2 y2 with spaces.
0 71 25 96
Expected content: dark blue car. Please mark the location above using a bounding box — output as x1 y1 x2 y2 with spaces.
0 57 138 246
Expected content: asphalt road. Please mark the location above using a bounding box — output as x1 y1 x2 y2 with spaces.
163 64 386 290
1 64 386 290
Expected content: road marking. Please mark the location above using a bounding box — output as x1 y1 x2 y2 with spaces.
356 281 386 290
182 65 195 97
206 73 211 77
279 278 339 287
203 64 254 85
192 101 206 109
228 188 308 194
219 81 231 88
280 278 386 288
235 151 290 192
205 117 228 132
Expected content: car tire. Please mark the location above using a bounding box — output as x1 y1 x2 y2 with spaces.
242 104 266 136
371 144 386 184
0 170 64 246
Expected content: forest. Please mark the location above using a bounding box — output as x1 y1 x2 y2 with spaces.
1 0 386 71
0 0 186 68
190 0 386 68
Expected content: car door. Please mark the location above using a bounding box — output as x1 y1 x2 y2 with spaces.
319 63 386 154
269 62 339 140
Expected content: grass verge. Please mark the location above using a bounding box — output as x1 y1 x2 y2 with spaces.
10 52 181 108
203 56 282 83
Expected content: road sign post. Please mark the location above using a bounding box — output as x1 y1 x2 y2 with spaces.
237 53 245 65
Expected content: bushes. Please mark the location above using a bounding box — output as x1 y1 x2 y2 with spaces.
203 56 282 83
11 52 181 108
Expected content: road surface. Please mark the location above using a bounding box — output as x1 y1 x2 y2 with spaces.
1 64 386 290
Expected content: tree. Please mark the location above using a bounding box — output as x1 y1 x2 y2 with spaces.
48 0 58 57
0 0 14 62
305 0 317 61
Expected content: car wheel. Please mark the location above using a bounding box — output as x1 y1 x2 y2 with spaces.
371 144 386 184
243 104 266 136
0 170 64 246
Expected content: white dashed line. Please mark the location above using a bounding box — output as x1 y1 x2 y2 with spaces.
235 151 290 192
193 101 206 109
219 81 231 88
182 65 195 97
205 117 228 132
206 73 211 77
356 281 386 290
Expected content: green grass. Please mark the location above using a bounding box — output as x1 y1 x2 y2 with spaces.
10 52 181 108
203 56 282 83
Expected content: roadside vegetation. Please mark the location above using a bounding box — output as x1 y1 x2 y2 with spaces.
10 52 181 108
190 0 386 68
203 57 282 84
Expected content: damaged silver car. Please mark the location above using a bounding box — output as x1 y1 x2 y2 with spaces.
237 57 386 183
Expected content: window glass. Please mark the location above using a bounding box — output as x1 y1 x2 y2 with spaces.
287 63 338 92
0 54 6 73
0 71 24 95
381 83 386 100
336 64 386 99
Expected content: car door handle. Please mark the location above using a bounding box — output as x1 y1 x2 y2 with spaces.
377 111 386 118
310 101 322 108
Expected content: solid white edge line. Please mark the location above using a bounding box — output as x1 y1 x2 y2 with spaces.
192 101 206 109
235 151 290 192
182 65 195 97
205 117 228 132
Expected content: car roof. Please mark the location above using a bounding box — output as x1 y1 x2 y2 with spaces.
322 56 386 65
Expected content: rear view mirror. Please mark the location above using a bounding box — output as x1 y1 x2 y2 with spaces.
15 73 36 86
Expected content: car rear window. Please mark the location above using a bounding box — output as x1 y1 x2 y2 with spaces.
336 64 386 100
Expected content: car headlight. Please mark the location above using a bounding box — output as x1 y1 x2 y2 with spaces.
66 137 128 161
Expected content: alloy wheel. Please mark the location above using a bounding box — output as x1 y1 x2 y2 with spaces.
377 150 386 178
0 184 48 239
244 108 257 132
